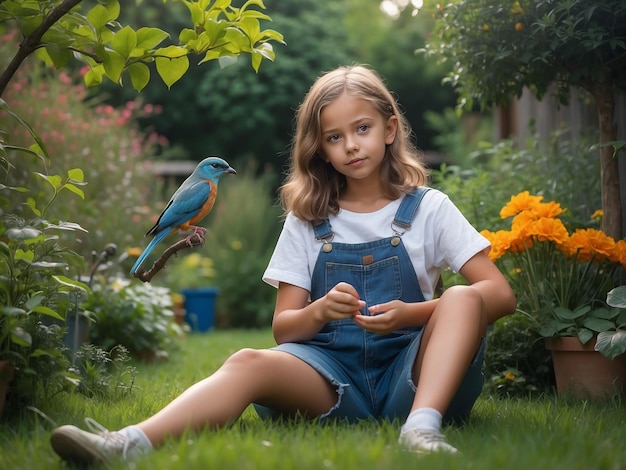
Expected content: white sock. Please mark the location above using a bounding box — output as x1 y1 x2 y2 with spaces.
119 425 153 454
401 407 442 433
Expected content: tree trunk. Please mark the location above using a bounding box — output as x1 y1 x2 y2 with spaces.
593 84 622 240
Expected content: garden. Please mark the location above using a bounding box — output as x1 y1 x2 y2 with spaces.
1 0 626 468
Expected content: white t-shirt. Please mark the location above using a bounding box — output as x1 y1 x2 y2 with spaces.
263 188 489 300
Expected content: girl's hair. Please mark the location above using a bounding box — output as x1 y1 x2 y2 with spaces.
279 64 429 222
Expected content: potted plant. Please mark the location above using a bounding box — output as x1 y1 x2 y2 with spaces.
161 253 219 332
481 192 626 398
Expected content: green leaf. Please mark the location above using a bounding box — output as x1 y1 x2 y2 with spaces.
607 286 626 309
0 306 26 317
111 26 137 59
67 168 85 182
583 317 616 333
86 4 110 30
136 27 169 50
156 54 189 89
35 172 62 190
595 331 626 360
52 275 90 293
5 227 41 240
127 62 150 91
11 327 32 348
62 183 85 199
31 305 64 321
84 64 105 87
102 50 125 84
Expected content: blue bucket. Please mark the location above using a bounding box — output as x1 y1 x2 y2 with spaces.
182 288 218 332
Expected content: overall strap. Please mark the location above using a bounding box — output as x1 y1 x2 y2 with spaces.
313 219 333 241
393 187 431 229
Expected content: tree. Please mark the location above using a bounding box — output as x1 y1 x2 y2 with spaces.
424 0 626 239
99 0 354 168
0 0 284 98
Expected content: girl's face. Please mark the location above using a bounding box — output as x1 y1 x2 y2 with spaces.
319 92 397 184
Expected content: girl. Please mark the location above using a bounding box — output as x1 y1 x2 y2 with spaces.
50 65 516 464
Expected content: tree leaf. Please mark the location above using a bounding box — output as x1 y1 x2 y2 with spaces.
156 54 189 89
127 62 150 92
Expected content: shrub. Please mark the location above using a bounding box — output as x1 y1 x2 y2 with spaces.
84 277 184 360
1 60 165 263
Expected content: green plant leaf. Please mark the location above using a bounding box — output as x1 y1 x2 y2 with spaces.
111 26 137 59
11 327 32 347
595 330 626 360
607 286 626 309
136 27 169 50
31 305 64 321
5 227 41 240
52 275 90 293
155 54 189 89
583 317 615 333
127 62 150 91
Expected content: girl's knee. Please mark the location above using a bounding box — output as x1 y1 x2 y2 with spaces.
222 348 273 372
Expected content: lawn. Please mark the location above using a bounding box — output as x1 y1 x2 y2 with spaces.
1 329 625 469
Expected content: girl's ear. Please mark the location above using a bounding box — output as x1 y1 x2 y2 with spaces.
385 115 398 145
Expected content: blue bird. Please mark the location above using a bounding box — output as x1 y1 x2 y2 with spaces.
130 156 236 275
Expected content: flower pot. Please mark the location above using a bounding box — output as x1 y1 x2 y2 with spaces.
182 288 219 332
545 337 626 399
0 360 14 417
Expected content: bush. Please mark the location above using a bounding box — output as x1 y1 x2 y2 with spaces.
84 277 184 360
1 60 165 263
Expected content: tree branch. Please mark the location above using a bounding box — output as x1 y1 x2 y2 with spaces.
0 0 83 98
132 235 205 283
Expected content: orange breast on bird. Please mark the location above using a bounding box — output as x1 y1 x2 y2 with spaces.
179 180 218 230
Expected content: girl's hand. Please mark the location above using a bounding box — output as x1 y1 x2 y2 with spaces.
317 282 365 323
354 300 411 335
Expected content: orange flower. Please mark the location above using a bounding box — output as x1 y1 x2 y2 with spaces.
500 191 544 219
524 217 570 245
610 240 626 269
504 372 516 381
568 228 616 263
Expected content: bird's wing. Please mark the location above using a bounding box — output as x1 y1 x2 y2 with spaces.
148 179 212 236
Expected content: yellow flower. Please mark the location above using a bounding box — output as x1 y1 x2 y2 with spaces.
127 247 143 257
231 240 242 251
500 191 544 219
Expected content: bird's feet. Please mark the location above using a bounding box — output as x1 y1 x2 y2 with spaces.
184 226 207 246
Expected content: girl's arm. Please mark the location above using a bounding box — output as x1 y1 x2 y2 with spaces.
355 251 516 334
271 281 364 344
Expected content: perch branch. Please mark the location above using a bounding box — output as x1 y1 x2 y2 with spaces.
133 235 205 283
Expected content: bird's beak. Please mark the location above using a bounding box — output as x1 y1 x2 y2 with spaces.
227 166 237 175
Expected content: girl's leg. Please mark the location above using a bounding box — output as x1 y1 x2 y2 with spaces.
399 285 487 453
139 348 337 446
50 349 337 463
411 285 487 413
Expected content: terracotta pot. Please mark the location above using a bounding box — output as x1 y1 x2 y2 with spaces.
0 361 15 417
545 337 626 399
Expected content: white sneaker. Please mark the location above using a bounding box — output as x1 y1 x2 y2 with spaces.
398 428 459 454
50 418 150 464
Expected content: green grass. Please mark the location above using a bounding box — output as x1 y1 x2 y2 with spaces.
1 329 625 469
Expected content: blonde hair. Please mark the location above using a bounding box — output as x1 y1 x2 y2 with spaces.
279 64 429 222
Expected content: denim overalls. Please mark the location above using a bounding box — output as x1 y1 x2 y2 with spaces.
256 188 485 424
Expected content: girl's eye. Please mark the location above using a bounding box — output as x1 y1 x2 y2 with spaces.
327 134 340 143
357 124 369 133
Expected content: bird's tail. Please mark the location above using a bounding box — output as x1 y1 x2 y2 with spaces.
130 227 172 275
